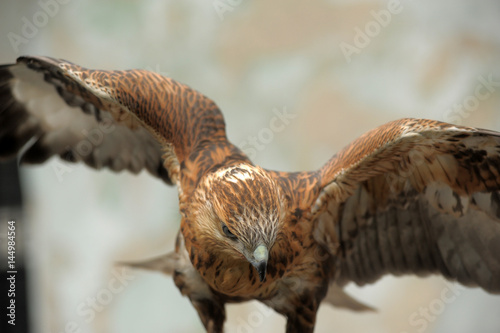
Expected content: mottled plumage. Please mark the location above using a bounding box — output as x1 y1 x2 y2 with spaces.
1 56 500 333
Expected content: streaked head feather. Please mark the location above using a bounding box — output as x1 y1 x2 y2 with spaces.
191 163 285 258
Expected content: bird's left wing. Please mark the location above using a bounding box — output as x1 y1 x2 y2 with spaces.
311 118 500 293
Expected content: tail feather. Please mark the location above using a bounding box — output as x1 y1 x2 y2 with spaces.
117 251 178 275
323 284 376 312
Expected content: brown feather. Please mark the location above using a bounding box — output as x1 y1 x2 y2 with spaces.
2 57 500 333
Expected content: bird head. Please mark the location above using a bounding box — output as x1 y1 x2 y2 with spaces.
187 163 286 284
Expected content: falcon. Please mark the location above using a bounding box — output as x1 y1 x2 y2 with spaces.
1 56 499 333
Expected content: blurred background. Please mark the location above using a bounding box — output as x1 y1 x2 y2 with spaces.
1 0 500 332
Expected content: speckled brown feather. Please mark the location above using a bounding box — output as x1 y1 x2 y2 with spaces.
312 118 500 293
1 56 248 190
2 56 500 333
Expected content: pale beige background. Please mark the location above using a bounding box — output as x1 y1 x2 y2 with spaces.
1 0 500 332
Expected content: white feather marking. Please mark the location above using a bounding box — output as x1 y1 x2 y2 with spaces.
425 182 469 217
214 163 256 183
232 171 253 182
10 65 93 133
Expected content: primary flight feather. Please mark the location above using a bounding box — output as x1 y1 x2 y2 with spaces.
1 56 499 333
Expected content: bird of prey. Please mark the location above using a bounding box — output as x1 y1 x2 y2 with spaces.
1 56 500 333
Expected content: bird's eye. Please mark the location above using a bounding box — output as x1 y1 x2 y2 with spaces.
222 223 238 240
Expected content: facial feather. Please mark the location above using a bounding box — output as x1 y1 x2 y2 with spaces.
208 164 284 248
185 163 287 292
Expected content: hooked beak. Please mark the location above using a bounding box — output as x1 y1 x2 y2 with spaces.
251 245 268 282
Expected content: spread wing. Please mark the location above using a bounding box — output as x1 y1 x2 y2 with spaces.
0 56 172 183
0 56 241 189
312 118 500 293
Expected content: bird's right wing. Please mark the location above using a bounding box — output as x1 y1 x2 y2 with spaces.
1 56 240 190
0 56 175 183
